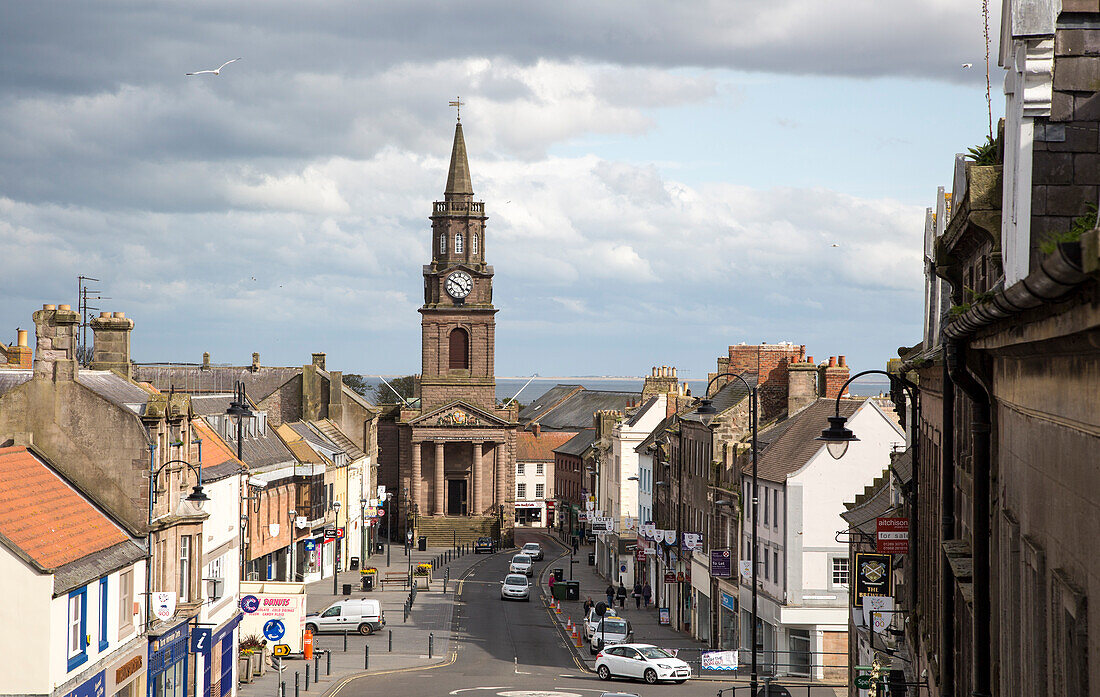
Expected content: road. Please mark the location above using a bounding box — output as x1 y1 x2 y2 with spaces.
331 531 794 697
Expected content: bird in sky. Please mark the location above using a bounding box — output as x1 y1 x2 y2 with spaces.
831 243 841 248
186 58 241 76
962 63 973 69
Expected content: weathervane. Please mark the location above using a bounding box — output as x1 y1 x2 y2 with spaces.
449 96 464 122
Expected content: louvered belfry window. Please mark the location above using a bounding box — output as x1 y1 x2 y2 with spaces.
449 328 469 369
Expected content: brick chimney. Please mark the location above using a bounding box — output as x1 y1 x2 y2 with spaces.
532 422 541 437
3 328 32 368
787 354 820 414
328 370 344 421
33 303 79 382
642 365 679 398
251 352 261 372
202 352 210 369
312 352 326 370
90 311 134 378
820 356 850 399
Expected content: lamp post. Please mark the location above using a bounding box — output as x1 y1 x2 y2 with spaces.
385 493 392 567
696 372 758 693
361 497 369 567
815 369 920 615
288 509 297 582
332 500 342 595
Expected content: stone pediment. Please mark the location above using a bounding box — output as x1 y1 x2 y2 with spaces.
409 401 510 428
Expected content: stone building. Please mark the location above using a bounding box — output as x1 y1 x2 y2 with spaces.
377 120 519 546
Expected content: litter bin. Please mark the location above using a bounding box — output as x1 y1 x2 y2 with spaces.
362 575 374 592
564 580 580 601
552 582 569 601
588 553 596 566
350 557 360 571
552 568 564 582
418 536 427 551
375 542 385 553
342 583 352 596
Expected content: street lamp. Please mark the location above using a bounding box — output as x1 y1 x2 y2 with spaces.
288 509 297 582
360 497 369 567
696 372 758 693
332 500 342 595
225 381 253 462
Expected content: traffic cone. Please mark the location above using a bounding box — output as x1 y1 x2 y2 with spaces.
574 627 583 648
555 600 562 615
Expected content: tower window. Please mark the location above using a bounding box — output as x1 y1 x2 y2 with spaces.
455 233 464 253
448 327 469 370
439 234 447 254
471 234 478 254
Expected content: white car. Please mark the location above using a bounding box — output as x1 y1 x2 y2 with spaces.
595 643 691 684
500 574 531 601
305 598 386 636
583 606 620 639
590 616 633 654
509 553 533 576
520 541 543 561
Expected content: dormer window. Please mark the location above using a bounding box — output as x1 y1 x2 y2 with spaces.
455 233 464 253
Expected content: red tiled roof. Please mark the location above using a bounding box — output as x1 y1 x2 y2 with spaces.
192 418 245 469
517 431 579 461
0 446 129 570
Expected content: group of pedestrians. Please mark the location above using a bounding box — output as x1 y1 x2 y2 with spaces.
601 579 652 610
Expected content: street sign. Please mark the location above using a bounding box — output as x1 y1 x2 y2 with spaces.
853 552 893 606
855 675 872 689
710 549 732 577
190 627 212 653
377 485 386 498
272 644 290 657
877 517 909 554
324 528 338 539
303 539 316 551
263 619 286 641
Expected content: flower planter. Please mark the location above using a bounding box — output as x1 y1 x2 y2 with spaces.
414 575 430 589
251 651 264 677
238 656 253 683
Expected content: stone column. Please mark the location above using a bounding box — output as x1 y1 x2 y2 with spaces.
494 442 506 510
411 441 422 515
472 442 483 515
435 441 445 516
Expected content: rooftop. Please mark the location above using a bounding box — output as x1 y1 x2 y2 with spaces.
745 398 862 482
517 430 579 461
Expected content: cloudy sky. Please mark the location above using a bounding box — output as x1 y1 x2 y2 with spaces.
0 1 1000 381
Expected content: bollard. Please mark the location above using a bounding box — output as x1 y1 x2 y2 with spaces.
326 650 331 675
429 632 434 659
343 629 348 652
295 672 300 697
281 682 286 697
364 644 370 670
314 655 319 680
389 630 393 652
305 665 310 691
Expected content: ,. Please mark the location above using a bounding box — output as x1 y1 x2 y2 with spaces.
594 643 691 684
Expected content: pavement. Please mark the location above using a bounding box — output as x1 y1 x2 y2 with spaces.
237 540 502 697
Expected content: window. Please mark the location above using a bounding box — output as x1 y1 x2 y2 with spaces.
773 551 779 585
206 555 225 601
517 463 525 475
67 586 88 670
832 557 850 585
455 233 464 253
471 234 478 254
439 234 447 254
763 486 769 526
179 535 192 603
448 328 469 370
517 483 527 499
98 578 109 650
763 548 769 580
321 606 341 618
536 463 544 475
773 489 779 526
1051 569 1088 697
535 484 544 499
119 569 134 636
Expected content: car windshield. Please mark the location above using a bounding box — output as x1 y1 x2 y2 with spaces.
523 544 538 550
512 555 531 563
600 619 628 633
638 647 674 659
504 575 527 586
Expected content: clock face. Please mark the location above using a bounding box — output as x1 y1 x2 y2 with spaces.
445 271 473 299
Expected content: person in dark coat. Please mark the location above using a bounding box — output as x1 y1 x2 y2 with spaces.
605 584 615 608
616 581 628 609
642 582 652 609
583 597 595 616
633 581 643 609
572 536 580 554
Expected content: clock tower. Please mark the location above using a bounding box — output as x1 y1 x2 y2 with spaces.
419 120 497 410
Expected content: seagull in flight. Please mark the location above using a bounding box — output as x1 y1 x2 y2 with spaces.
831 243 841 248
187 58 241 76
962 63 973 69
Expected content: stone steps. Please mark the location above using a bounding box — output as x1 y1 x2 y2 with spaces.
415 516 500 546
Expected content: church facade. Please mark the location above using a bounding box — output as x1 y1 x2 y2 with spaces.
379 120 518 546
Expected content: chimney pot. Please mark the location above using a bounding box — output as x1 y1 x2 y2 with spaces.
672 367 677 377
100 311 110 318
43 304 56 311
838 355 846 367
202 352 210 368
112 311 125 319
17 329 28 347
58 304 71 311
829 356 836 367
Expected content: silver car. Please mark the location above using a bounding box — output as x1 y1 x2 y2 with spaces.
590 616 633 654
500 574 531 601
509 553 533 576
520 541 544 560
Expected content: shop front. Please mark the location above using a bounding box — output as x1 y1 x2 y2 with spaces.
717 581 738 650
148 620 189 697
202 613 242 697
104 640 147 697
514 500 543 527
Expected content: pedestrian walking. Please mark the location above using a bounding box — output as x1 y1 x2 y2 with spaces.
572 536 579 554
616 581 627 609
548 575 556 592
642 582 652 609
583 597 594 616
632 581 643 609
605 584 615 608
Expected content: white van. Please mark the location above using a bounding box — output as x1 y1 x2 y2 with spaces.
305 598 386 635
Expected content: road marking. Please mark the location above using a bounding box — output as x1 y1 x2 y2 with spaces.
448 688 508 695
496 692 582 697
513 656 530 675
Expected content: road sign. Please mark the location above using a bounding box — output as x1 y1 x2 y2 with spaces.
190 627 212 653
324 528 338 539
272 644 291 657
263 619 286 641
877 517 909 554
855 675 873 689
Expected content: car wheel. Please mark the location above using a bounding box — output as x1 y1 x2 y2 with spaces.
358 624 373 636
597 665 611 681
644 669 658 684
305 623 318 634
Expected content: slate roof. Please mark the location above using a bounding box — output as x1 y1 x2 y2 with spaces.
312 419 366 460
519 385 640 431
745 398 862 482
215 416 298 469
681 373 756 423
0 446 132 571
192 418 246 482
518 385 583 423
553 428 597 457
517 430 579 461
841 470 896 534
623 396 660 428
77 370 155 415
289 422 343 459
190 393 236 416
131 364 301 401
275 424 326 465
0 368 32 396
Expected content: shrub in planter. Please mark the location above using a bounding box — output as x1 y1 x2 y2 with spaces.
413 563 432 577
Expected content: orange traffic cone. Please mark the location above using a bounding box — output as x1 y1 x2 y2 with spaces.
555 600 562 615
574 627 583 648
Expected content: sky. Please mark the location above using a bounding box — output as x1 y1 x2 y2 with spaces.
0 1 1002 382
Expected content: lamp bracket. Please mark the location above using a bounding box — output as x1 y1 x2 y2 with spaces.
835 529 875 545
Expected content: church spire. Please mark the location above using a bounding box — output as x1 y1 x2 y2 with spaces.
445 121 473 197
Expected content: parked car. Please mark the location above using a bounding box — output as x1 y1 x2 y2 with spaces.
475 537 496 554
594 643 691 684
305 598 386 636
520 541 543 561
589 616 633 654
499 574 531 601
583 605 620 639
509 553 533 576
